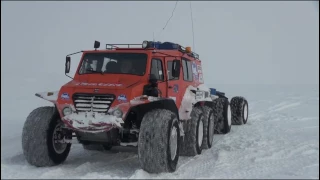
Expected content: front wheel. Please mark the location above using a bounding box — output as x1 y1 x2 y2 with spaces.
22 106 72 167
138 109 180 173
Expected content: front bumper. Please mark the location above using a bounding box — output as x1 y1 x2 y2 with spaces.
62 111 124 133
60 95 162 133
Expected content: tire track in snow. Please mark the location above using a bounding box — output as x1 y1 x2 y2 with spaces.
204 155 318 179
267 101 301 112
130 135 225 179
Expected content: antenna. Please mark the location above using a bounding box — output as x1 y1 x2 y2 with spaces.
155 1 179 42
189 2 195 52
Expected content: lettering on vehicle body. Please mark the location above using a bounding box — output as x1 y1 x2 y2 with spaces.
75 82 123 87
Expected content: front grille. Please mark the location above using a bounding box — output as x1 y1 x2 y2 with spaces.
73 93 115 113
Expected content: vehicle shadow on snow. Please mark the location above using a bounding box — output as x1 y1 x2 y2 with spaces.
4 153 26 165
4 134 235 179
4 145 141 178
59 145 141 177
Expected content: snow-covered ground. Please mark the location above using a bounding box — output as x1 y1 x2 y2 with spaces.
1 84 319 179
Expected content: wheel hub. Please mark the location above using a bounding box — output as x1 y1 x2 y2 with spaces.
227 105 232 126
169 125 178 161
52 124 68 154
243 104 248 121
208 114 214 144
198 120 204 147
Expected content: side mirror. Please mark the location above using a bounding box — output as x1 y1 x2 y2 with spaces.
149 74 158 86
65 56 71 74
94 41 100 49
172 60 181 78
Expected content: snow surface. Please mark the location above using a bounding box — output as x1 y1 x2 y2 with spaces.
1 84 319 179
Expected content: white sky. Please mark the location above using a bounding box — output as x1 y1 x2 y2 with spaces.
1 1 319 86
0 1 319 120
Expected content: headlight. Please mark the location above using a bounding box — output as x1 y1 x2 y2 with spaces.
112 109 123 118
62 107 72 116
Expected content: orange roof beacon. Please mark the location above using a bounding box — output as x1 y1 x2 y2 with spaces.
22 40 249 173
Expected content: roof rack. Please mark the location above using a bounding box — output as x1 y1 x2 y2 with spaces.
105 41 200 59
179 45 200 59
145 41 200 59
106 44 143 50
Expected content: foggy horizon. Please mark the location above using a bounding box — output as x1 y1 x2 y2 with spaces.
1 1 319 86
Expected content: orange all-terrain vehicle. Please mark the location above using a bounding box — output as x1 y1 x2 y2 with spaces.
22 40 249 173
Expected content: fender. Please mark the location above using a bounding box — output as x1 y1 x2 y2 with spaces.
123 98 179 129
35 91 59 104
179 84 214 120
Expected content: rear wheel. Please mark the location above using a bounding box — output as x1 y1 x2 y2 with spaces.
138 109 180 173
230 96 249 125
223 99 232 133
180 106 205 156
213 98 232 134
201 106 214 149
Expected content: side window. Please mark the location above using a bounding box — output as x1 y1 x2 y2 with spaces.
151 58 164 81
182 59 188 81
167 61 179 80
182 59 193 81
186 60 193 81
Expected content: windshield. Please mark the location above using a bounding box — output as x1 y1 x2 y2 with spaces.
78 53 148 76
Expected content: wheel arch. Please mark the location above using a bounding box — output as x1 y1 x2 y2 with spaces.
35 91 59 104
125 98 179 129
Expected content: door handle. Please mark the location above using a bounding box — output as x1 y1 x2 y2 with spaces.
168 86 173 88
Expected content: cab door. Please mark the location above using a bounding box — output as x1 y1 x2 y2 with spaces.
150 57 167 97
165 57 182 108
